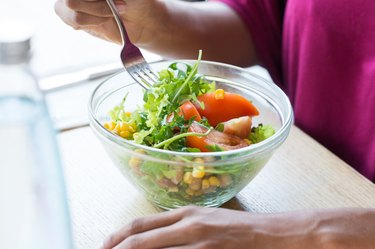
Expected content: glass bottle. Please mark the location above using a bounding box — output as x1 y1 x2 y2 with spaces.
0 24 74 248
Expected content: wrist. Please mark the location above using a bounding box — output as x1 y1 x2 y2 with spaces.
299 208 375 249
246 211 330 249
134 0 172 49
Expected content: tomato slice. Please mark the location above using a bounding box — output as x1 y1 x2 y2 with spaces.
180 101 202 121
167 101 201 123
186 122 249 152
194 92 259 126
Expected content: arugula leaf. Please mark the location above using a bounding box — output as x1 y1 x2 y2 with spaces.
108 50 232 153
124 50 215 147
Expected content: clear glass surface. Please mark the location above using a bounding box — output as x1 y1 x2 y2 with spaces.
0 96 73 248
89 60 294 209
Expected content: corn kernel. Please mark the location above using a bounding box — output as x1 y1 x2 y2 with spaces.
192 166 205 178
208 176 220 187
103 123 110 130
128 125 135 133
104 122 116 131
119 130 130 138
214 89 225 100
183 172 193 184
201 179 210 190
135 149 146 154
129 156 141 169
114 123 123 133
193 158 205 164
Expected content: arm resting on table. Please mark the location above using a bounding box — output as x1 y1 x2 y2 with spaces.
101 206 375 249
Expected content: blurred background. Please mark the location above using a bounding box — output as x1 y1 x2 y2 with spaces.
0 0 204 78
0 0 127 78
0 0 268 131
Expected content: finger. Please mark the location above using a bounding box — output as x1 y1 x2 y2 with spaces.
102 207 194 249
115 224 189 249
55 1 111 28
63 0 113 17
64 0 127 17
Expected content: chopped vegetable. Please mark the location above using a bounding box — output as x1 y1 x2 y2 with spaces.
249 124 276 144
218 116 252 139
102 51 276 207
178 101 202 121
194 91 260 127
186 122 248 152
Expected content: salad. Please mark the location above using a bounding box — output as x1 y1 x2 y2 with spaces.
103 51 275 207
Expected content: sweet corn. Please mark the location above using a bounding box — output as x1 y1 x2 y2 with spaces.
208 176 220 187
129 156 141 169
192 158 205 178
119 130 130 138
128 125 135 133
201 179 210 190
183 172 193 184
193 158 205 164
192 166 205 178
214 89 225 100
105 122 135 139
103 121 116 131
114 122 124 133
134 149 146 154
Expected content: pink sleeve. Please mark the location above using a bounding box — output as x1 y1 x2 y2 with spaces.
210 0 286 85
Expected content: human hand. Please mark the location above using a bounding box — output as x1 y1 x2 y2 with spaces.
54 0 257 65
101 206 375 249
54 0 163 45
101 206 259 249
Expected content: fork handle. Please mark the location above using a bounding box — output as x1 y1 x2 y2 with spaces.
105 0 131 46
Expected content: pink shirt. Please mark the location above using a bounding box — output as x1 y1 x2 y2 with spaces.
214 0 375 181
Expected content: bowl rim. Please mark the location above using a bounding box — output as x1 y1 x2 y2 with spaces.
88 59 294 160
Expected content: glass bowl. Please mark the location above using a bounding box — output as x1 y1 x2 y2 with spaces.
88 60 293 210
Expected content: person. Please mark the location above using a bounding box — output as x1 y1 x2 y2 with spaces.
55 0 375 248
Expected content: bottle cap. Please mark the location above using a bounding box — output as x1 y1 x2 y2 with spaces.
0 20 33 64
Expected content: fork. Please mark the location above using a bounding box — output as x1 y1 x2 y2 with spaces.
106 0 158 89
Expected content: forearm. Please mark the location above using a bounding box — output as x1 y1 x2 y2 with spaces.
138 0 257 67
256 208 375 249
312 208 375 249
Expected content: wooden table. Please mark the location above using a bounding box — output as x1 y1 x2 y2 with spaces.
58 126 375 249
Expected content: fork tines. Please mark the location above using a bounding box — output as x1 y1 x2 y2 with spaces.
128 63 159 90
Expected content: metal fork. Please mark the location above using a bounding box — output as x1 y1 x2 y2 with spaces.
106 0 158 89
